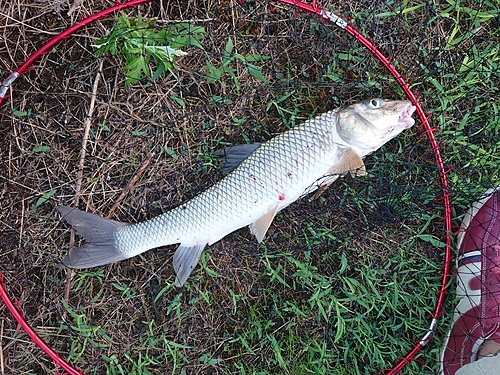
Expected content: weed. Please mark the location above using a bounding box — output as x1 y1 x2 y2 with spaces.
60 299 114 363
30 189 56 213
70 269 104 289
112 282 136 298
95 13 205 86
205 37 270 94
11 108 45 120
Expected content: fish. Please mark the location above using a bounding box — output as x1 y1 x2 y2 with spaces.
57 98 416 286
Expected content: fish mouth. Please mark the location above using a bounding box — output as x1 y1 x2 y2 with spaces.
398 103 417 128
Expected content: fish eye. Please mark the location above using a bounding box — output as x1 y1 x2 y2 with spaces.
369 99 381 108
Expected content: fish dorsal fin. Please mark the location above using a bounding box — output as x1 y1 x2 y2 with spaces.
328 148 366 177
249 204 280 243
173 243 206 287
215 143 261 174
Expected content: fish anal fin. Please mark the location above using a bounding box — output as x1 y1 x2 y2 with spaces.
214 143 261 174
173 243 206 287
328 148 366 177
249 204 279 243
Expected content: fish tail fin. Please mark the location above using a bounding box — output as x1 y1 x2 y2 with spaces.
57 206 128 268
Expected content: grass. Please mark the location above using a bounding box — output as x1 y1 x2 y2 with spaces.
45 235 442 374
0 0 499 374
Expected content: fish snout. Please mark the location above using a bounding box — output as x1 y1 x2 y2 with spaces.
398 104 416 128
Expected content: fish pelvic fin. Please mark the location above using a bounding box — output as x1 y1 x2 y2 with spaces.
249 204 280 243
57 206 128 268
214 143 261 174
329 148 366 177
173 243 206 287
309 175 339 201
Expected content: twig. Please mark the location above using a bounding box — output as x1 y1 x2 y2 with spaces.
106 152 155 219
63 60 104 305
68 0 85 17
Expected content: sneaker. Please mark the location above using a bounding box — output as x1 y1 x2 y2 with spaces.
440 187 500 374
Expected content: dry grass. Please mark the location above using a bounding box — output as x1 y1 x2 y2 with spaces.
1 0 498 374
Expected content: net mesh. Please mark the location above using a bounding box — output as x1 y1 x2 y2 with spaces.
0 0 498 374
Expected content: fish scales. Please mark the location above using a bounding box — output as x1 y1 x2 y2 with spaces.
117 110 340 251
57 98 416 286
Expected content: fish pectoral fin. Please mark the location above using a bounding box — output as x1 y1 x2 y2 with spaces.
329 148 366 177
249 204 279 243
173 243 206 287
214 143 262 174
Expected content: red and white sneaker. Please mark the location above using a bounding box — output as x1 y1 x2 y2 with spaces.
440 187 500 374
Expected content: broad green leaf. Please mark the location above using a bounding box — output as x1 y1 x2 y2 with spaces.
223 37 234 65
30 189 56 213
246 63 268 82
33 145 50 153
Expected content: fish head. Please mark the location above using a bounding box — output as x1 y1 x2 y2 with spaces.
336 98 416 154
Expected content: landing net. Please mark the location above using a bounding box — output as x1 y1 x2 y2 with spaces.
1 1 498 374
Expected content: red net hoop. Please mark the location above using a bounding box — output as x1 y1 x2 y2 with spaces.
5 0 489 374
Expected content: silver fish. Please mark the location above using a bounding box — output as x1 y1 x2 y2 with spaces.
58 98 416 286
